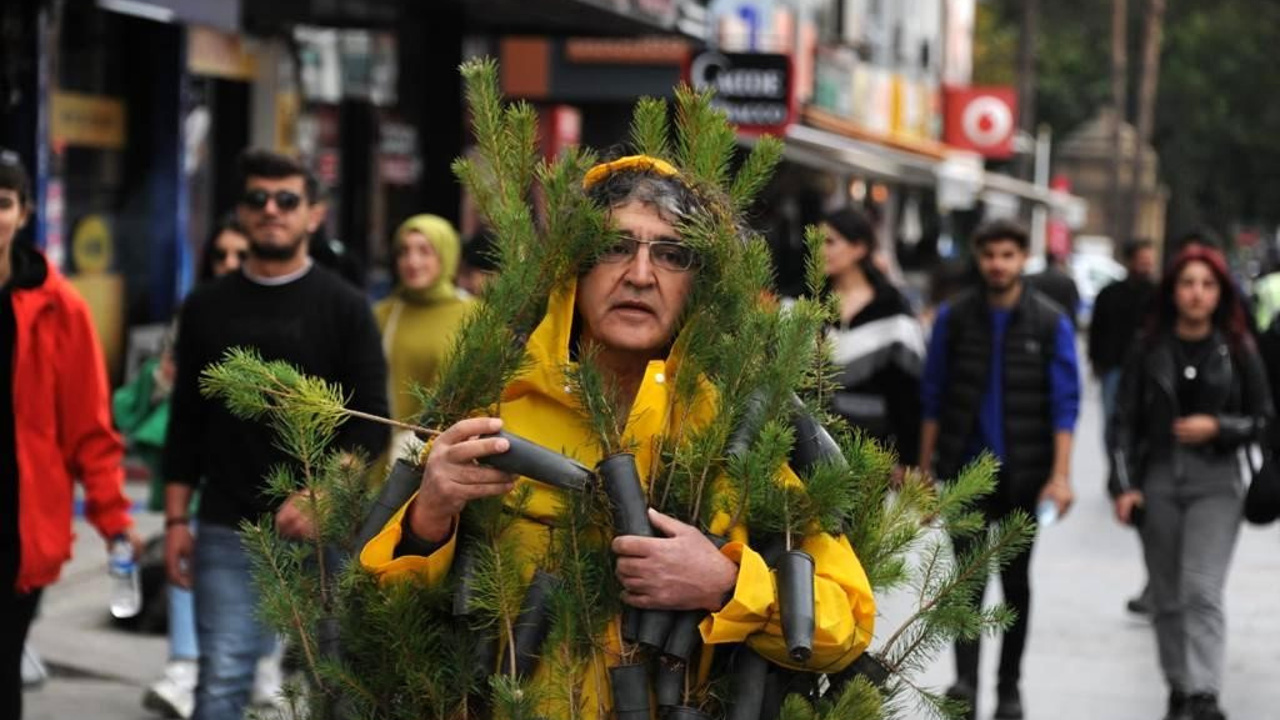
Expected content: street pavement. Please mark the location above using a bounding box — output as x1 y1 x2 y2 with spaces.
22 374 1280 719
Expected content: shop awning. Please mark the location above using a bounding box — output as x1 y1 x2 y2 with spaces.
744 108 1086 220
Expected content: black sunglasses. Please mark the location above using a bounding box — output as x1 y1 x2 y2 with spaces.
241 188 302 212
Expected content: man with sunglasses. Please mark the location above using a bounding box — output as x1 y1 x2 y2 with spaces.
164 149 388 720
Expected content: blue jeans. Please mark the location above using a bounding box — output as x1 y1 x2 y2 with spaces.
192 523 276 720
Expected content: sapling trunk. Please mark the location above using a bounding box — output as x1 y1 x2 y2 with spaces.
776 550 816 663
787 393 844 474
608 663 653 720
598 453 674 649
479 430 594 492
726 648 770 720
500 570 561 678
355 458 422 552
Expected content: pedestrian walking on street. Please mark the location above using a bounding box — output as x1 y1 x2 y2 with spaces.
163 149 389 720
138 214 285 720
918 218 1080 720
0 149 143 720
376 214 471 437
1088 238 1158 615
1027 251 1081 329
820 206 925 469
1109 245 1271 720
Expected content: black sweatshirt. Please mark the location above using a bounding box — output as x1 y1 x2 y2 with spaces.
164 264 389 529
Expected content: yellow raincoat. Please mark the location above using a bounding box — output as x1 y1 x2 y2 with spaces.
360 279 876 718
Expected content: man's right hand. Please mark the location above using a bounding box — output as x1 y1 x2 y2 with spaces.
165 524 195 589
1114 490 1145 526
409 417 515 542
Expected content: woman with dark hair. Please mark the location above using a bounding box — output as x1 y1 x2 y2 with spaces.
0 150 140 718
821 207 924 467
1110 245 1271 720
197 214 250 282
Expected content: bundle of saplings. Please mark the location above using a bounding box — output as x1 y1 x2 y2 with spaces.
200 58 1032 720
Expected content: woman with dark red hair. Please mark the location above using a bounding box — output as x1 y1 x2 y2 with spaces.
1109 246 1272 720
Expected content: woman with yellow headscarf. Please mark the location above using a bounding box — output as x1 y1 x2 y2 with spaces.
376 215 471 426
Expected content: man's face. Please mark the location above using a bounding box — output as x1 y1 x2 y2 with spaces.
976 238 1028 293
0 188 28 259
1130 247 1156 280
236 175 314 261
575 201 695 358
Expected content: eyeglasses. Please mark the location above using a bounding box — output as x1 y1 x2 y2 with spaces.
241 189 302 212
598 236 698 272
213 248 249 263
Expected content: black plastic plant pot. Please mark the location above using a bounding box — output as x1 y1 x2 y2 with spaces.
726 649 769 720
726 390 769 459
666 707 714 720
637 608 675 650
478 430 593 493
472 631 499 681
452 542 480 617
621 606 639 644
654 657 685 708
501 570 561 678
354 458 422 551
776 550 816 663
598 453 653 539
317 615 342 662
663 610 705 663
609 663 653 720
787 394 845 474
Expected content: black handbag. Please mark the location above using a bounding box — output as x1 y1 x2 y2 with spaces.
1244 446 1280 525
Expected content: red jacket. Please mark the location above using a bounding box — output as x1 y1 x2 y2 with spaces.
11 253 132 592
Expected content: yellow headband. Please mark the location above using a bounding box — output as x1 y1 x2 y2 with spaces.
582 154 680 190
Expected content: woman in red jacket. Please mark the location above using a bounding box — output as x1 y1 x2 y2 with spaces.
0 150 141 718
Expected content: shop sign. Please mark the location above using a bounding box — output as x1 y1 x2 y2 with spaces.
51 92 126 150
687 51 793 134
187 26 257 81
378 118 420 186
943 86 1018 159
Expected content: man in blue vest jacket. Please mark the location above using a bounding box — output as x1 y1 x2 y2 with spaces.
918 218 1080 720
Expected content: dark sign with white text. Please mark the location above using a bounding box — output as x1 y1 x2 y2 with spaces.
687 51 794 134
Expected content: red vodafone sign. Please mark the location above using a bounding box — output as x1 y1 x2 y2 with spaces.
944 86 1018 159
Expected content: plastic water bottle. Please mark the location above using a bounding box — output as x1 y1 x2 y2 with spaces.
1036 499 1060 529
108 536 141 619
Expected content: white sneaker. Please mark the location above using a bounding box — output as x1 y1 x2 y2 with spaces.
251 646 286 708
142 659 197 719
21 643 48 688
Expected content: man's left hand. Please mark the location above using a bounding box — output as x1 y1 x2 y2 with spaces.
612 509 739 612
1039 477 1074 518
275 490 321 540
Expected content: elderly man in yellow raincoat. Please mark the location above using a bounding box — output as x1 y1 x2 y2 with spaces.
360 155 876 718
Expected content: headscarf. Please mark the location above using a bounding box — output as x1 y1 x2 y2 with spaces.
393 214 460 303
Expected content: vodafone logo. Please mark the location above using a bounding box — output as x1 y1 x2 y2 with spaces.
944 86 1018 159
961 95 1014 148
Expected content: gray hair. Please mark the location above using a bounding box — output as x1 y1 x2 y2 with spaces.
586 170 707 225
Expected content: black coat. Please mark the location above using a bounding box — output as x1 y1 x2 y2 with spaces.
1088 276 1155 375
1109 331 1272 496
